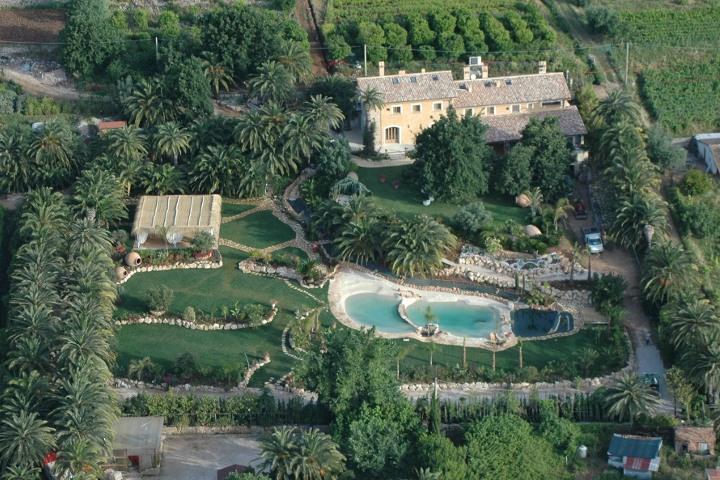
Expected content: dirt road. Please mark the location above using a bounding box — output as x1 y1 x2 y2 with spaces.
295 0 327 77
2 67 92 101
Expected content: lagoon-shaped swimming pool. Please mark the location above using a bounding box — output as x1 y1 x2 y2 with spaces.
344 293 416 334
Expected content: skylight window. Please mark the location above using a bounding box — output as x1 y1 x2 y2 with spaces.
392 78 399 85
432 75 439 81
410 76 417 83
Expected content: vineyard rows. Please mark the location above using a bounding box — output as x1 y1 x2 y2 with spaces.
616 6 720 45
640 60 720 134
327 0 516 22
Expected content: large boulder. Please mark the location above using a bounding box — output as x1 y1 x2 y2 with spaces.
524 225 542 237
515 193 531 208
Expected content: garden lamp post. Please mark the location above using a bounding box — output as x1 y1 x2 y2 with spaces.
644 224 655 248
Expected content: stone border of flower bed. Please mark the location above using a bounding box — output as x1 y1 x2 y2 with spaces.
115 304 278 331
116 257 223 285
113 356 271 393
238 259 331 289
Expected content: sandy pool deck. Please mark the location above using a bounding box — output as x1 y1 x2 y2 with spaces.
328 267 517 349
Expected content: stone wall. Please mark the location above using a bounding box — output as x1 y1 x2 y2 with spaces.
238 259 329 289
116 257 222 285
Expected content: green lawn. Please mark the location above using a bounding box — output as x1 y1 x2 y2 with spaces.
397 326 621 379
221 202 256 217
357 166 526 224
220 210 296 249
114 247 619 386
114 247 326 385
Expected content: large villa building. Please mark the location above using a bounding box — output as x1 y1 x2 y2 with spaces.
357 57 587 155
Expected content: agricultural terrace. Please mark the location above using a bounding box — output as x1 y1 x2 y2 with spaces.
323 0 559 66
0 8 65 43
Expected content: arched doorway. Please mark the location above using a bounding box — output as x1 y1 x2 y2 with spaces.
385 126 400 144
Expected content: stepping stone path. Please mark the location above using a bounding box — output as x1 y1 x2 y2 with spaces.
219 197 320 261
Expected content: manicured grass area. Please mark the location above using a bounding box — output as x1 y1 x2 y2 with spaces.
220 210 296 249
114 247 327 386
397 327 621 378
357 166 526 224
222 202 256 217
272 247 308 261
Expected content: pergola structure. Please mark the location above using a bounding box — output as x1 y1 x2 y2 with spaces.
131 194 222 249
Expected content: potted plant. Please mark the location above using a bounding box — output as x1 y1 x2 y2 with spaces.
146 286 174 316
192 231 215 260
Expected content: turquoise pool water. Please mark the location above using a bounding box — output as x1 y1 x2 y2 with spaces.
406 300 501 338
344 293 416 334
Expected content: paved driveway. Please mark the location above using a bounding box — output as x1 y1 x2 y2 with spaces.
159 434 263 480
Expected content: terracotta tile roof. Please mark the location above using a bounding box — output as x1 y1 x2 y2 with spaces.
357 71 458 103
98 120 127 131
454 72 571 108
481 106 587 144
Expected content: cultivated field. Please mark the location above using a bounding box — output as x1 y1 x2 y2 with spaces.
0 8 65 43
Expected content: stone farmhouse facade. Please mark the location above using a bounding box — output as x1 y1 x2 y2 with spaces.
357 57 587 155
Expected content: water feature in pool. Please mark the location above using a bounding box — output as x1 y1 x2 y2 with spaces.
344 293 416 334
512 308 574 337
406 300 502 338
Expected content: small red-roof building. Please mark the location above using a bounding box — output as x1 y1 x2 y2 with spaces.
706 468 720 480
97 120 127 133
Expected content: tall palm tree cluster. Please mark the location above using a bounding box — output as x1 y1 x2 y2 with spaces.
594 91 720 419
312 196 457 277
0 189 119 478
592 90 667 252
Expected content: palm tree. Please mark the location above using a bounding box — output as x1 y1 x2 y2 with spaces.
415 468 441 480
202 59 234 97
0 409 55 471
356 87 385 112
55 438 99 478
127 357 158 382
604 373 661 425
247 61 295 104
0 127 33 192
154 122 191 166
685 340 720 403
289 428 345 480
330 176 370 198
592 89 642 126
335 215 381 265
304 95 344 131
142 163 186 195
552 197 573 231
107 126 148 163
522 187 544 218
125 78 176 127
73 168 128 226
641 240 694 305
26 121 75 183
261 426 297 480
189 145 262 198
276 42 313 85
3 465 42 480
664 295 719 349
610 192 667 250
383 215 457 277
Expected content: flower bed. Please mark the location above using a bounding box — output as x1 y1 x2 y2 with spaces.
116 254 223 285
115 304 278 331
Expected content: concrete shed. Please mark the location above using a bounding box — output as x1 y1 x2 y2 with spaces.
111 416 164 473
691 133 720 174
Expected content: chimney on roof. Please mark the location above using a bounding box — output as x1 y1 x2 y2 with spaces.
421 68 426 73
398 70 406 75
463 56 488 80
378 61 385 77
538 60 547 74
